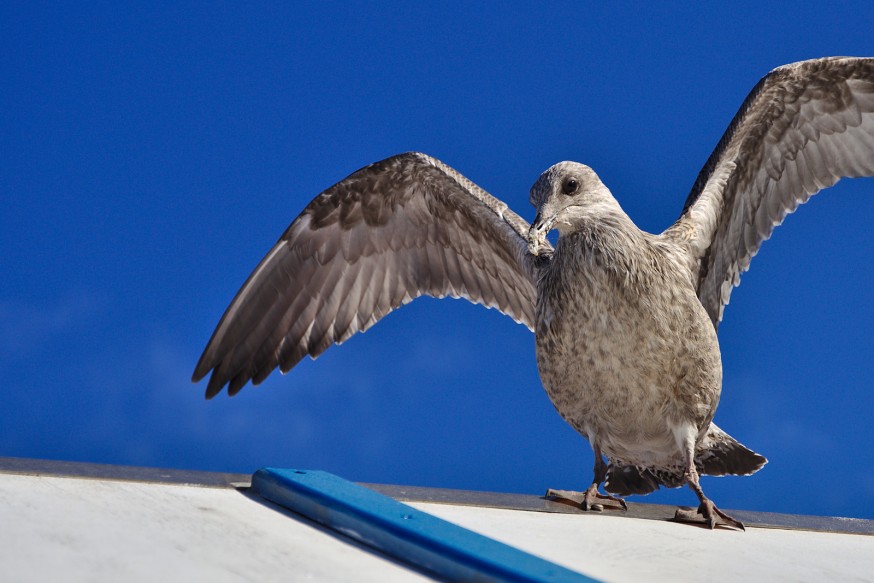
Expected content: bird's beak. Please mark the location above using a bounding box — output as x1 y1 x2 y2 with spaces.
528 212 554 256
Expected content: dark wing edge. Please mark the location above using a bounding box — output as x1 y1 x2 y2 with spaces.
192 152 546 398
665 57 874 327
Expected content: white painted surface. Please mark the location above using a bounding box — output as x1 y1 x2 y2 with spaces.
0 473 426 583
411 502 874 583
2 471 872 583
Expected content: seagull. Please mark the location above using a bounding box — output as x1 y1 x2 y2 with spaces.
193 57 874 529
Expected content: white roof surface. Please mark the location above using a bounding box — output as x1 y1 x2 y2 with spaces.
1 461 872 582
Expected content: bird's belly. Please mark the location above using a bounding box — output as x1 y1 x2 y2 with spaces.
535 270 721 463
536 313 676 435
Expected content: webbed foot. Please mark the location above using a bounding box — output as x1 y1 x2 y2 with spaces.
673 500 745 531
545 484 628 512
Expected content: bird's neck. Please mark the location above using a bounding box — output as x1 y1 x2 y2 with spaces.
554 212 651 280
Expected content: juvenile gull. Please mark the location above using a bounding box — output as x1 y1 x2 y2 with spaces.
194 57 874 529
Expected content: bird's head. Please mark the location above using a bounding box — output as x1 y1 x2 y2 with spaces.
528 162 620 255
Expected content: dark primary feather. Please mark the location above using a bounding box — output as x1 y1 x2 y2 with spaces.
666 57 874 327
192 152 547 398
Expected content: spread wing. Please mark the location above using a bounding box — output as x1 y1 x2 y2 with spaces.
665 57 874 327
193 152 547 398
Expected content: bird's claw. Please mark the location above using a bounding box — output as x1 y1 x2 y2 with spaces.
545 487 628 512
673 501 745 531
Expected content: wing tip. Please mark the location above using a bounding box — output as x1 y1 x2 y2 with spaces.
203 372 227 400
193 350 226 399
191 365 208 385
199 358 290 400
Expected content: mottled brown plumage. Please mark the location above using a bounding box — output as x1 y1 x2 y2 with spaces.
194 57 874 529
529 162 765 529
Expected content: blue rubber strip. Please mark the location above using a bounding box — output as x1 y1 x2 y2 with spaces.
251 468 599 583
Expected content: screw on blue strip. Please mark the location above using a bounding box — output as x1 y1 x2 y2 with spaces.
251 468 599 583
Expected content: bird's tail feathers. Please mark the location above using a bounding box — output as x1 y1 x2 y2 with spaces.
695 423 767 477
604 423 767 497
604 464 679 496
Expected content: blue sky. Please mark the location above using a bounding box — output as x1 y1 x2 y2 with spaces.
2 3 873 519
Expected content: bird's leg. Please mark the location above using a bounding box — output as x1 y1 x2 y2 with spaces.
673 436 745 531
546 449 627 512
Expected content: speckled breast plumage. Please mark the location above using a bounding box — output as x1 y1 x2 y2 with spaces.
534 227 722 468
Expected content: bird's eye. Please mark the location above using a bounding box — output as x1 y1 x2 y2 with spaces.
562 178 579 195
